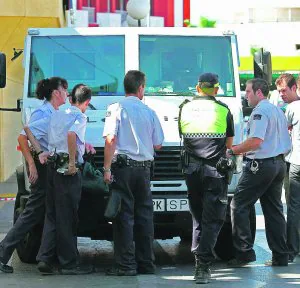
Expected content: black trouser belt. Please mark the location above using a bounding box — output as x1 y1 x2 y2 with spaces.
245 154 284 162
128 159 152 168
114 154 152 168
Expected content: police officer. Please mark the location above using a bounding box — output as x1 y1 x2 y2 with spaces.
27 84 92 275
178 73 234 284
228 78 291 267
103 70 164 276
0 77 68 273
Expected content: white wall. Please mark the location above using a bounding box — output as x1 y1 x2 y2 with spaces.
190 0 300 24
218 22 300 56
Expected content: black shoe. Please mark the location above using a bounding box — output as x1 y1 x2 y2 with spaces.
288 255 295 263
37 261 55 275
265 259 288 266
0 260 13 273
137 267 155 274
106 267 137 276
227 258 255 268
195 263 211 284
59 265 93 275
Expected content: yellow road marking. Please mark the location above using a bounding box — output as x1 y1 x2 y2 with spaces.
0 193 16 198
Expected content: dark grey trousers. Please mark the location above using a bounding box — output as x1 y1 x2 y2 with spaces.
0 161 47 264
185 162 227 264
231 157 288 262
111 166 154 271
287 163 300 258
36 166 81 268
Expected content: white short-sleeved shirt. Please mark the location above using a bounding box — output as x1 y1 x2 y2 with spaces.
29 106 87 163
245 99 291 159
103 96 164 161
285 100 300 165
20 101 55 151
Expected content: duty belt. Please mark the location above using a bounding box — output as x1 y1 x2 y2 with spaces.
114 154 152 168
245 154 284 162
47 152 82 171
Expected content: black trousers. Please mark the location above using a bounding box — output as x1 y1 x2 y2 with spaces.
185 162 227 264
287 163 300 258
36 166 81 268
0 161 47 264
231 157 288 262
111 166 154 271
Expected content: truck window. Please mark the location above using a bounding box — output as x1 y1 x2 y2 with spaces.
139 35 236 97
28 35 125 97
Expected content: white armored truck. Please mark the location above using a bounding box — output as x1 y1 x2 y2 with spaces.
2 27 257 262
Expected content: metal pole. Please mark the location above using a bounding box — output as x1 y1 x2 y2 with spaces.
120 0 124 11
138 19 141 27
107 0 110 12
147 0 150 27
87 0 91 7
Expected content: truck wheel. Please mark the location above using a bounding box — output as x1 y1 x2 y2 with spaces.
14 204 43 264
15 165 26 209
214 204 256 261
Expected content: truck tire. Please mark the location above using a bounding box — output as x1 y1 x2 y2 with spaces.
15 165 26 209
214 204 256 261
14 166 43 264
13 205 43 264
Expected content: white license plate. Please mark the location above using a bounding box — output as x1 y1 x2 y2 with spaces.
153 199 165 212
153 198 189 212
166 199 189 211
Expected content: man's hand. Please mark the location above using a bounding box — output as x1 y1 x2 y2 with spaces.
28 162 38 184
85 143 96 154
226 149 234 158
39 152 50 164
104 171 112 184
64 164 78 176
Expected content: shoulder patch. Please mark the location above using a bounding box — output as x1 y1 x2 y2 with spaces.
106 111 111 117
253 114 262 120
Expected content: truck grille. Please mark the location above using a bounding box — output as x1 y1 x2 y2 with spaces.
92 146 183 181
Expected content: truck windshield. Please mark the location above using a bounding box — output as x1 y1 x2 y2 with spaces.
139 35 236 97
28 35 125 97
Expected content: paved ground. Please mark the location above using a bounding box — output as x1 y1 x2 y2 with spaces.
0 174 300 287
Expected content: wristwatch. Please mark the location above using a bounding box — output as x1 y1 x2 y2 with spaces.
37 150 44 156
103 167 111 173
227 149 234 156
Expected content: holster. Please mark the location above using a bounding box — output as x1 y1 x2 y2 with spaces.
180 149 190 172
216 157 236 185
47 152 70 171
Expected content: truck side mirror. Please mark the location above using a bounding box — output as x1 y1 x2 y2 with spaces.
0 53 6 88
254 49 272 85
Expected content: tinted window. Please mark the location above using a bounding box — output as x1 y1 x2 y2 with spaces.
139 35 236 97
28 35 125 97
